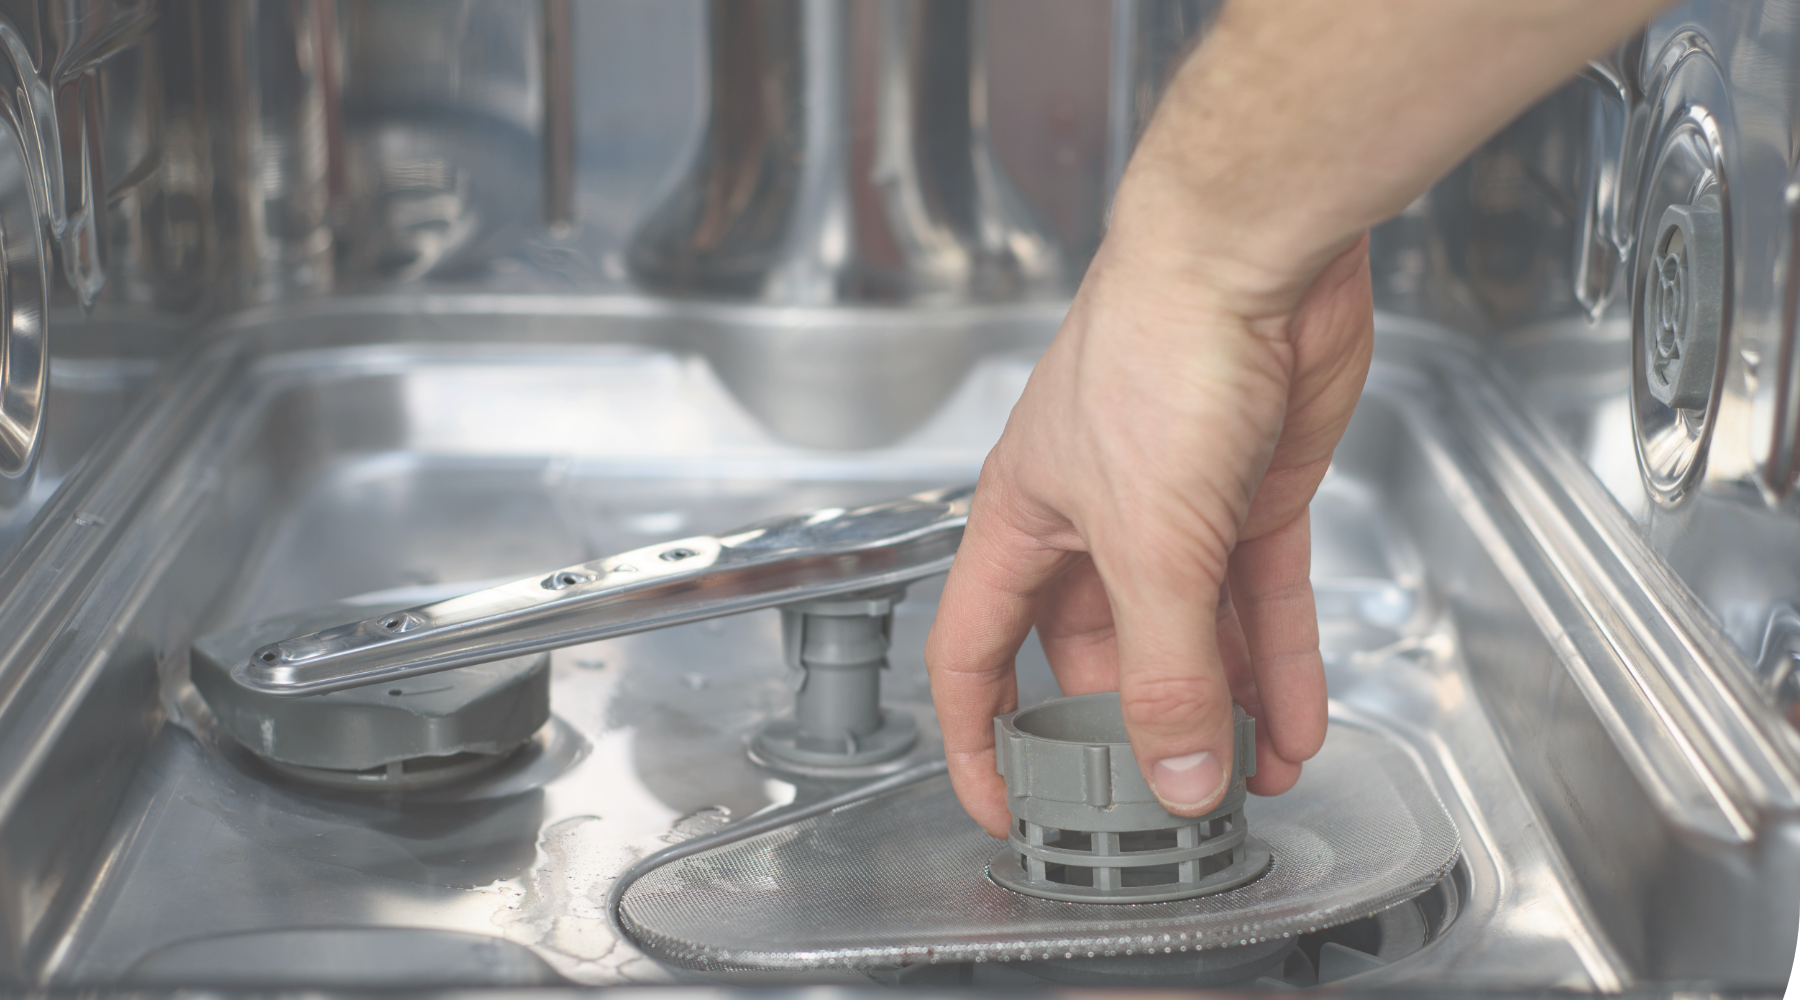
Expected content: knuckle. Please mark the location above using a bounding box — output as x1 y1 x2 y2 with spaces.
1260 577 1315 607
928 652 1013 681
1119 675 1228 734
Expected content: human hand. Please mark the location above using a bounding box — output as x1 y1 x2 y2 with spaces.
924 221 1372 834
920 0 1669 840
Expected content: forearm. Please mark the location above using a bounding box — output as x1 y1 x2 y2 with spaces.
1109 0 1670 317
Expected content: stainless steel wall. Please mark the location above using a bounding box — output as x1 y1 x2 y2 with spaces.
0 0 1113 571
1369 5 1800 737
7 1 1800 732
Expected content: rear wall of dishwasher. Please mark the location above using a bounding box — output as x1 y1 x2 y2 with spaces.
7 1 1798 647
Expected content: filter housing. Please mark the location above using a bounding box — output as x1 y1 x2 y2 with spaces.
990 693 1269 902
615 717 1462 971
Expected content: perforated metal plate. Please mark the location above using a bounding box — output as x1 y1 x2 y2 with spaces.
618 720 1460 970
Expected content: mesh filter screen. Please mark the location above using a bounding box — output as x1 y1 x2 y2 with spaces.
619 722 1460 970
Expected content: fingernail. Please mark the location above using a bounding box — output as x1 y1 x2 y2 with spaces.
1152 751 1222 810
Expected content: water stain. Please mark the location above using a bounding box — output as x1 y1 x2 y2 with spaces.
495 815 675 984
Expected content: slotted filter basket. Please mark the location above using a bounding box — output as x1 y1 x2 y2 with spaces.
616 718 1461 971
989 695 1269 903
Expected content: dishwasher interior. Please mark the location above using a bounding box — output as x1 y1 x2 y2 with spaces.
5 304 1791 992
1 0 1799 994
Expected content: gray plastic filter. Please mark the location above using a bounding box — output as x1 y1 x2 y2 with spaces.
990 693 1269 903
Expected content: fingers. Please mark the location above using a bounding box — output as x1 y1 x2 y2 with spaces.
1039 524 1321 800
1217 582 1304 795
925 481 1074 839
1214 584 1259 710
1217 237 1363 793
1227 510 1329 767
1093 512 1239 818
1246 719 1305 795
1035 555 1118 696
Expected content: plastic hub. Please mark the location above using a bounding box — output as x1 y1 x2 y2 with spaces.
988 693 1270 903
752 588 918 771
192 600 550 789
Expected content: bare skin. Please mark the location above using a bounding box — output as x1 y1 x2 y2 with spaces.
926 0 1672 836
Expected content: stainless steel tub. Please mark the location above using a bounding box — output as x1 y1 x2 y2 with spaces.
1 301 1791 989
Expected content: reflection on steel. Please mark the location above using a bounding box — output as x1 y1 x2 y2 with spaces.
1574 40 1642 322
1628 33 1731 504
0 119 46 482
628 0 1062 304
1770 169 1800 497
541 0 575 233
0 16 52 482
234 486 973 696
237 0 335 299
0 4 162 480
320 1 545 284
1104 0 1219 200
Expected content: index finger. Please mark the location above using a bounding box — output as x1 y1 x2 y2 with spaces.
925 485 1073 838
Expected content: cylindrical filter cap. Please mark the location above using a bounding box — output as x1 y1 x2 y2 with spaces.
989 692 1270 903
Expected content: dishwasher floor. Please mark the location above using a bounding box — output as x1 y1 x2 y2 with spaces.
8 303 1769 990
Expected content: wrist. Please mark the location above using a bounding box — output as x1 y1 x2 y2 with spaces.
1100 155 1356 326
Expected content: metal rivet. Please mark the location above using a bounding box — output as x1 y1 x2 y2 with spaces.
543 570 592 590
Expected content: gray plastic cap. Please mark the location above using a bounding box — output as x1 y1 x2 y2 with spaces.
995 694 1255 831
989 693 1268 903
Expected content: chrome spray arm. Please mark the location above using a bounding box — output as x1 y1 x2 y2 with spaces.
232 485 972 697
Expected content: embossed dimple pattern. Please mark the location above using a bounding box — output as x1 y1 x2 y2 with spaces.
618 723 1459 970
